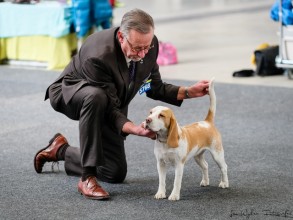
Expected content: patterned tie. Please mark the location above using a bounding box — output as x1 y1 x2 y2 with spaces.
128 61 136 83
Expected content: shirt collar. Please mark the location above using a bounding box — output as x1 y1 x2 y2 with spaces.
125 56 131 64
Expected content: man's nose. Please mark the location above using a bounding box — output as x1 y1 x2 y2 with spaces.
137 50 146 58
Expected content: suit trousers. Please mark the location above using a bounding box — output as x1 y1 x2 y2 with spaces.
47 82 127 183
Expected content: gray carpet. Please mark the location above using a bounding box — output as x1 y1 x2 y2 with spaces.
1 66 293 220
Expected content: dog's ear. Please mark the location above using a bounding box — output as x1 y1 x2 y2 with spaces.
166 112 179 148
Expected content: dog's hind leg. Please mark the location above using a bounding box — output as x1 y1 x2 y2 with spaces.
210 149 229 188
194 152 210 187
155 160 167 199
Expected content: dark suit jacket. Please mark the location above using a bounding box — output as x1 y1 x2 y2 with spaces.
45 27 182 135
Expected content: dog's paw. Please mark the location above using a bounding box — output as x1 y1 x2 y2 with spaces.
219 181 229 188
154 192 166 199
168 193 180 201
200 179 210 187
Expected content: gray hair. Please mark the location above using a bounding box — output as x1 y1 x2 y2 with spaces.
120 9 154 37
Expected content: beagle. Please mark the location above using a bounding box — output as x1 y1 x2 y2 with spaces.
143 79 229 201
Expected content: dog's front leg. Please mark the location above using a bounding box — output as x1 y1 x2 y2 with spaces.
155 159 167 199
169 162 184 201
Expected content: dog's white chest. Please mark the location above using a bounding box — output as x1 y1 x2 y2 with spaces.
154 142 182 166
162 151 178 165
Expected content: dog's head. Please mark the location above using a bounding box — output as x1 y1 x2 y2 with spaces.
143 106 179 148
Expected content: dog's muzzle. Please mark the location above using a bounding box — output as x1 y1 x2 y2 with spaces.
143 119 155 131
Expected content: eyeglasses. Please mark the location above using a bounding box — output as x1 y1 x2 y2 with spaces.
125 37 154 53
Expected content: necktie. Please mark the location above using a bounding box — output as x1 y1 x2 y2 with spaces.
128 61 136 83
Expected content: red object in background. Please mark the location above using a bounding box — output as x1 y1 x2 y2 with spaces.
109 0 115 7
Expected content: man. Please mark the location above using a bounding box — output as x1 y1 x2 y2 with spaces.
34 8 210 200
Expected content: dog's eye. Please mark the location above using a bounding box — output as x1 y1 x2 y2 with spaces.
159 114 165 118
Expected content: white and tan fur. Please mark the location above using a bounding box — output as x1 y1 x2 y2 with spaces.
143 79 229 201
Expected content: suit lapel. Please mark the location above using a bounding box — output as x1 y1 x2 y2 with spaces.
133 59 152 91
114 35 133 105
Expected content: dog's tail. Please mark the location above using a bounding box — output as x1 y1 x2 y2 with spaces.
205 77 216 123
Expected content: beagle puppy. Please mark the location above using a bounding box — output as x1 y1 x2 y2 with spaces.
143 79 229 201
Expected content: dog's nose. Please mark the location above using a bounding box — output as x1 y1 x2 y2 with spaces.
146 118 152 124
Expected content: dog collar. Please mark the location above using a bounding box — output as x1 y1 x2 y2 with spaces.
157 135 167 143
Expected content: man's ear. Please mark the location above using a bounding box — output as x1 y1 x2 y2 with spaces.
117 31 124 44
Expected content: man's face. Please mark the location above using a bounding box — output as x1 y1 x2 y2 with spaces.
118 29 154 62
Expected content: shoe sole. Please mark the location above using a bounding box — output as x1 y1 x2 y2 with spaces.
78 189 110 200
33 133 61 173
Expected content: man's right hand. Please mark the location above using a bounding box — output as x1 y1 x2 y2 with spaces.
122 122 156 139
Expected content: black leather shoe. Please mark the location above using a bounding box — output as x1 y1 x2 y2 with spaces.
34 133 68 173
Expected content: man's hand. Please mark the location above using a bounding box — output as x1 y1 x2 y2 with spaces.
122 121 156 139
136 125 156 139
188 80 210 98
177 80 210 100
